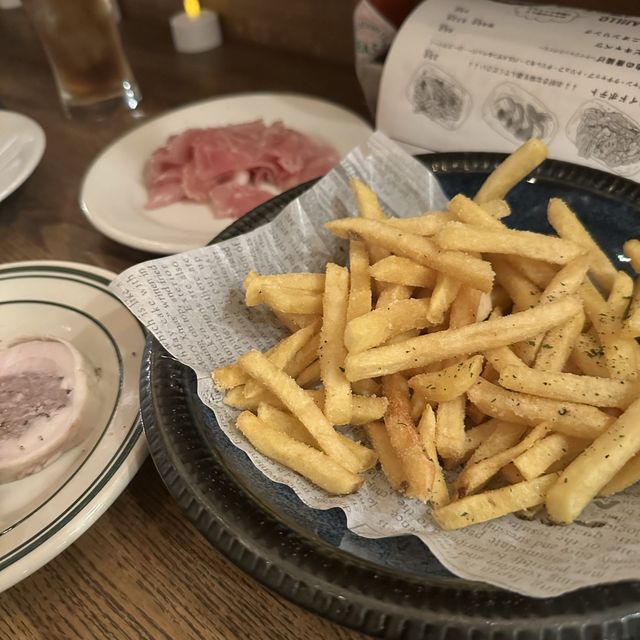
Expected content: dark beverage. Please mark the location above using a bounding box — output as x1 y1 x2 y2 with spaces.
23 0 141 118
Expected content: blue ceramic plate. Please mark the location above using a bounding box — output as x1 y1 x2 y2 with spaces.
140 153 640 639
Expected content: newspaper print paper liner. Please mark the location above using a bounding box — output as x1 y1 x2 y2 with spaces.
112 132 640 598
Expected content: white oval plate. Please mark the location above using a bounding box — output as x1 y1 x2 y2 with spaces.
0 261 146 593
0 111 46 203
80 92 373 254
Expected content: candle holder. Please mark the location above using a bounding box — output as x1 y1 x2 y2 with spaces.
171 0 223 53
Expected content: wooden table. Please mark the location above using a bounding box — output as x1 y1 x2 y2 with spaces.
0 10 370 639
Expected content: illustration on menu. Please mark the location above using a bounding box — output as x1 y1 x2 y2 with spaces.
483 83 557 145
407 64 471 131
567 101 640 177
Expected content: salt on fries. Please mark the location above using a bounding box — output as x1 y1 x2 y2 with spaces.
212 138 640 530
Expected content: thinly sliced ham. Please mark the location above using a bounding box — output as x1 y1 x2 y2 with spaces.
144 119 339 219
0 338 98 483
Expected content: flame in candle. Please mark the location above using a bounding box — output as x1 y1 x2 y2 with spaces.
184 0 201 19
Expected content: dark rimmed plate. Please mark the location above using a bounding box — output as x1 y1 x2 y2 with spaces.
140 153 640 639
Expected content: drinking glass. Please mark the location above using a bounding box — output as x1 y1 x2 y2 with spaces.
22 0 142 119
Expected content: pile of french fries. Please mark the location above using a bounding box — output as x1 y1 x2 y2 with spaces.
212 138 640 530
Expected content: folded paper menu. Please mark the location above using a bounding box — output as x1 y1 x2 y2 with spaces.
370 0 640 180
111 132 640 597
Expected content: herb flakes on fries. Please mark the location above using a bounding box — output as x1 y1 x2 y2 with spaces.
212 138 640 530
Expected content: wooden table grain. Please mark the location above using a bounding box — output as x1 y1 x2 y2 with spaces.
0 10 370 640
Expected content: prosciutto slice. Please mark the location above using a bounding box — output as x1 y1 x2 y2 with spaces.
144 120 339 219
0 339 98 483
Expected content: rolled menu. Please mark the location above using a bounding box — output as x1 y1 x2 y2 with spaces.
370 0 640 179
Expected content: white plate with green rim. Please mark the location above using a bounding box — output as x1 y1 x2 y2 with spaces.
0 261 146 593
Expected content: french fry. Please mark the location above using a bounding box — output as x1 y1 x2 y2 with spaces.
351 378 381 397
621 278 640 338
534 310 585 372
546 397 640 523
408 355 484 402
467 378 614 439
257 403 377 470
345 298 433 354
511 339 542 368
434 473 559 530
570 332 609 378
243 321 320 400
349 395 389 424
548 198 617 293
224 385 284 411
597 271 638 380
499 365 639 409
539 254 591 304
599 452 640 497
238 350 362 473
547 439 587 473
375 284 413 308
325 218 495 293
436 222 587 265
513 433 587 481
256 403 316 446
580 280 637 378
214 323 320 392
382 374 434 502
623 239 640 273
480 199 511 219
383 212 452 236
455 422 551 496
508 256 558 289
307 389 388 423
236 412 363 494
230 384 385 418
369 256 437 289
474 138 548 203
364 421 405 491
608 270 634 311
450 286 483 327
255 286 323 314
243 271 325 304
272 309 318 332
351 177 387 220
386 328 419 344
465 421 528 467
418 405 449 507
284 333 320 378
346 240 372 322
410 390 427 423
484 345 526 373
435 395 467 461
449 194 502 228
579 278 608 322
351 178 390 268
296 359 320 388
427 273 462 324
345 296 581 381
490 255 541 312
212 363 248 391
501 463 525 484
459 420 500 459
319 264 352 425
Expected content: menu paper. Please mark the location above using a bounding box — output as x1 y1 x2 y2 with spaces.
111 133 640 597
377 0 640 179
